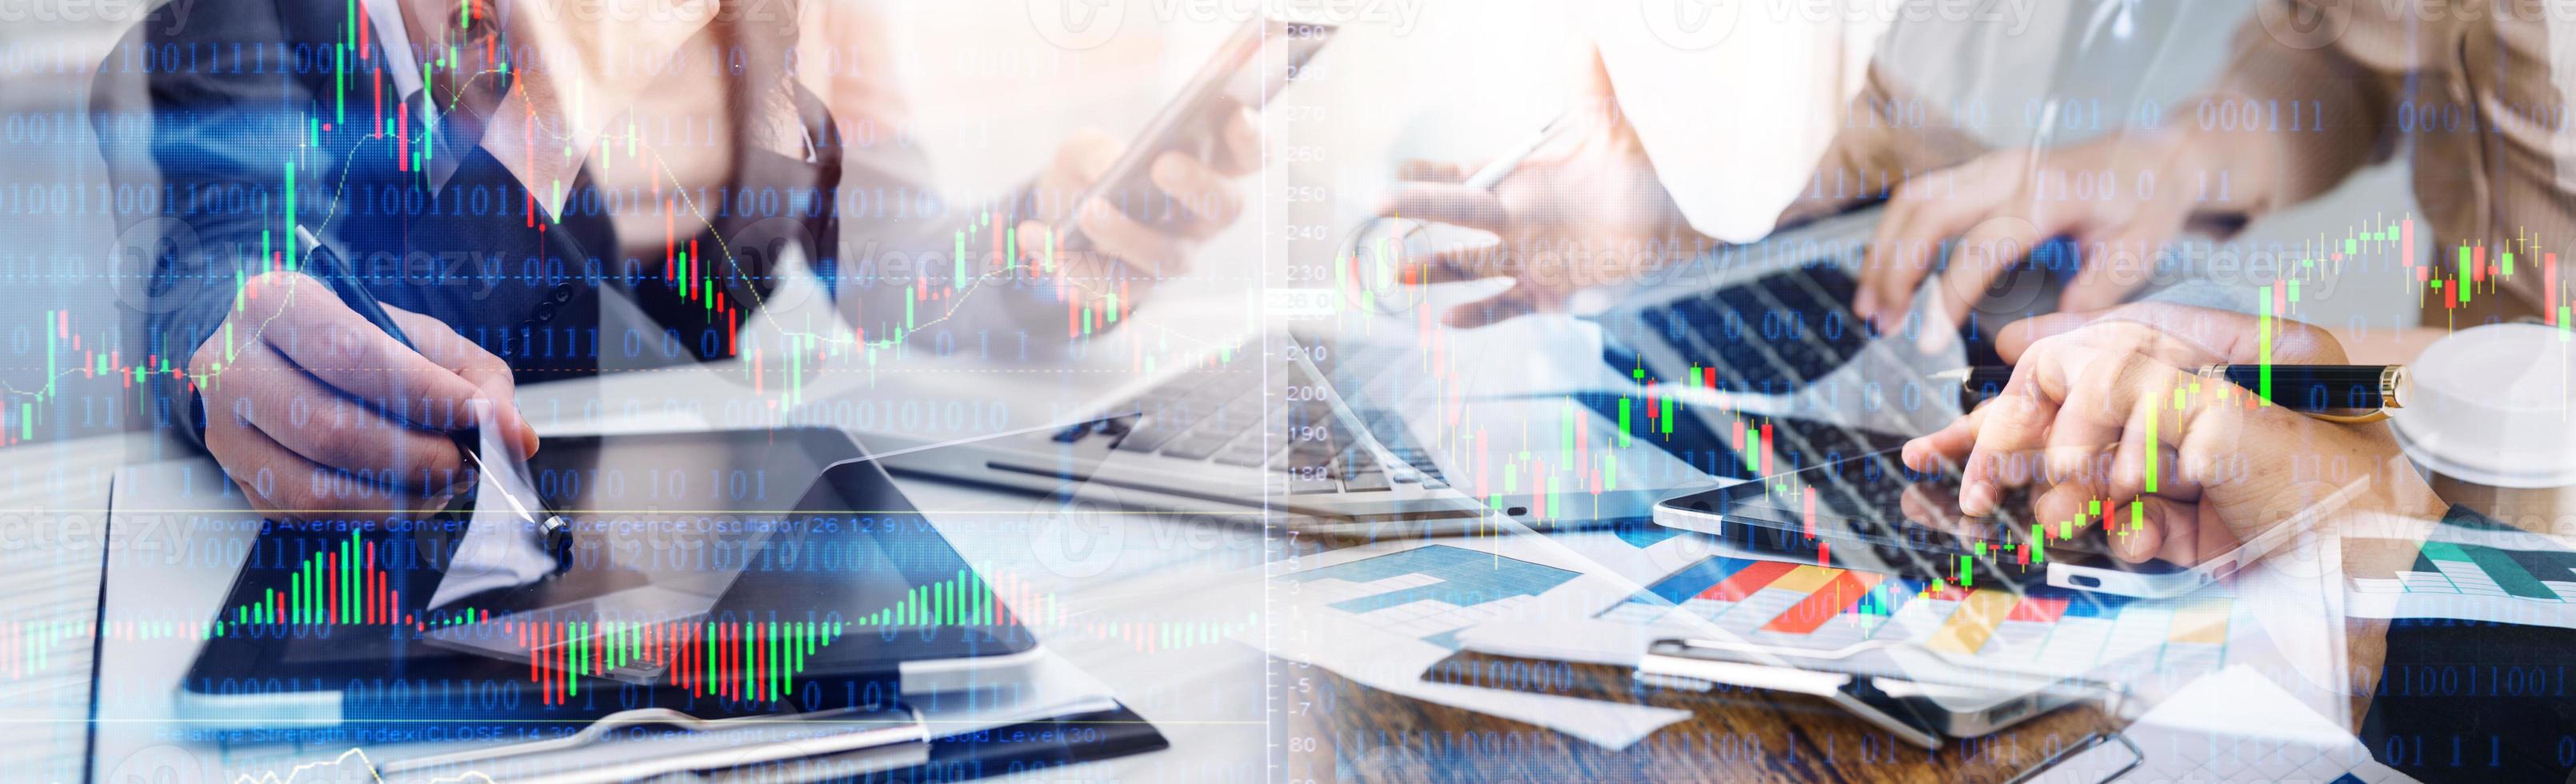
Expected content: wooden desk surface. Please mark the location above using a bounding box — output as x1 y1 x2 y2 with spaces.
1282 658 2120 783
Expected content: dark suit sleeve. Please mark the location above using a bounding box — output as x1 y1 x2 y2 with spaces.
90 3 316 450
2359 506 2576 782
93 5 576 449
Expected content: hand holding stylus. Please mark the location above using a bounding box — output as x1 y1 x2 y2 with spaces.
192 271 538 522
1372 53 1713 328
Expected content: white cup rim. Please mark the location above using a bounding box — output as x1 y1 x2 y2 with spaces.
2392 416 2576 489
2390 323 2576 489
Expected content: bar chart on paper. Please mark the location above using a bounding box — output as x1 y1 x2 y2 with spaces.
2346 538 2576 627
1596 556 2235 675
1282 546 1583 650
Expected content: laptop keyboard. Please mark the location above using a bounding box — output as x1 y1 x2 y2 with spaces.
1634 265 1872 394
1613 262 2050 584
1046 334 1447 495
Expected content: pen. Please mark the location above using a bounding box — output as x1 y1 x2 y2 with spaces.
1930 363 2410 412
1458 110 1579 190
290 226 476 464
294 226 420 347
292 226 553 536
1369 111 1579 247
1340 111 1583 314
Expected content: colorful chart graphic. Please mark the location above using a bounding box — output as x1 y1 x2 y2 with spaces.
1598 556 2232 674
1286 546 1583 650
2346 538 2576 626
2351 540 2576 600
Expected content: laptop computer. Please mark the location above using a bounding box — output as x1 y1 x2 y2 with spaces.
1594 207 2196 590
877 210 1992 538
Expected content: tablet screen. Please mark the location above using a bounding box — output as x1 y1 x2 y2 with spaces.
182 428 1038 722
463 429 841 604
410 427 861 672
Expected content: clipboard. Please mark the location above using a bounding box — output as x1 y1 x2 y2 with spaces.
1418 642 2123 751
1420 646 2144 782
369 701 1166 782
1631 637 2129 750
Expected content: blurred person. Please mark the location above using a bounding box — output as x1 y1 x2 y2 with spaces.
1387 0 2573 362
1374 6 1886 326
92 0 1257 520
1808 0 2576 354
1861 4 2576 767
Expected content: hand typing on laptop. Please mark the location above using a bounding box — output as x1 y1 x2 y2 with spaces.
1849 129 2247 337
1895 303 2445 566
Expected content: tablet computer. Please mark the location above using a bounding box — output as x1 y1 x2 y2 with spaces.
176 427 1042 728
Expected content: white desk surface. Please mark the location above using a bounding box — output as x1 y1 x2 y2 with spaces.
62 261 1643 782
36 259 1658 782
77 282 1297 782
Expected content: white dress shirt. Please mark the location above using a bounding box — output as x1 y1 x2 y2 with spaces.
1586 1 1890 243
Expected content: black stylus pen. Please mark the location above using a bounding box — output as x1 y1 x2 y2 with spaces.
294 227 566 550
292 228 494 485
293 226 422 349
292 226 479 449
1930 363 2410 412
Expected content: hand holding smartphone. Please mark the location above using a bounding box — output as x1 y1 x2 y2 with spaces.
1053 17 1334 253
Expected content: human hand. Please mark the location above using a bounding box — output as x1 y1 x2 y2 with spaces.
1373 106 1710 328
1855 128 2252 338
1010 103 1261 314
192 272 539 522
1899 303 2443 564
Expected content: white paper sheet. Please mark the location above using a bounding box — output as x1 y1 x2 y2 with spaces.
426 402 559 610
2021 665 2411 784
1257 536 1694 749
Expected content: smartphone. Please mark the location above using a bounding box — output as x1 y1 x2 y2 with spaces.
1653 448 2202 594
1054 17 1334 252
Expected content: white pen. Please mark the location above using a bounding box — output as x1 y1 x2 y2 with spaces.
1459 110 1579 190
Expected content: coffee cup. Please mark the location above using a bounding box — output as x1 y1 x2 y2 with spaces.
2388 323 2576 534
